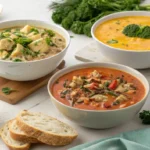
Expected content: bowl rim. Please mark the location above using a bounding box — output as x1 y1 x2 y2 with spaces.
47 62 150 112
91 11 150 53
0 19 70 63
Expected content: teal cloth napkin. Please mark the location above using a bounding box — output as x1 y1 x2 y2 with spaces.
69 128 150 150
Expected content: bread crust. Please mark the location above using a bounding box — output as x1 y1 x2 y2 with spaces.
1 121 30 150
16 110 78 146
9 120 39 143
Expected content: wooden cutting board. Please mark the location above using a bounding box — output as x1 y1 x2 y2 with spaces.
0 61 65 104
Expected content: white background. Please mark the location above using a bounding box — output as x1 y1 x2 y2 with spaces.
0 0 150 150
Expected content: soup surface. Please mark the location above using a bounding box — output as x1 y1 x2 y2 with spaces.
52 68 145 110
95 16 150 50
0 25 66 62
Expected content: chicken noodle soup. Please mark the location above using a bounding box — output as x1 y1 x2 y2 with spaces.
0 25 66 62
95 16 150 50
52 68 145 110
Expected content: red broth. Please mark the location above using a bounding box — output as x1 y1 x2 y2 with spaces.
51 68 145 110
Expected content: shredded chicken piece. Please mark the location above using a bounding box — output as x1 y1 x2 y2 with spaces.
91 94 108 102
72 76 83 86
115 94 127 103
115 83 135 93
91 70 101 78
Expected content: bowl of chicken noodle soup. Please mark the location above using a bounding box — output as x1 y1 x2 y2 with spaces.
0 20 70 81
48 62 149 129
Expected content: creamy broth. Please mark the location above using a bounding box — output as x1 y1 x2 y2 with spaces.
0 25 66 62
95 16 150 51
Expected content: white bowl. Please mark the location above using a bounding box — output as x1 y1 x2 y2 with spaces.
48 62 149 129
91 11 150 69
0 20 70 81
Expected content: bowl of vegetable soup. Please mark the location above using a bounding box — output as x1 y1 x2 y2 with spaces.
0 20 70 81
92 11 150 69
48 62 149 129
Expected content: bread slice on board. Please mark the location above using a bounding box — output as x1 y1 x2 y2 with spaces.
0 121 30 150
16 110 78 146
9 119 39 143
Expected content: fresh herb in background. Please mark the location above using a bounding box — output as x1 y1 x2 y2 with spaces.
139 110 150 124
2 87 17 95
70 36 74 38
50 0 150 37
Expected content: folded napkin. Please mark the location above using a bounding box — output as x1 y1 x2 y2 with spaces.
70 128 150 150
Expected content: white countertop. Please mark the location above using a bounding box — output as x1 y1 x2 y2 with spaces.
0 0 150 150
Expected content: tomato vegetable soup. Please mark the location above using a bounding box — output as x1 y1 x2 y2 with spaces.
95 16 150 51
52 68 145 110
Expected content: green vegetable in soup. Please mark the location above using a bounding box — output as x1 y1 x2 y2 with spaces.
122 24 140 37
138 26 150 39
123 24 150 39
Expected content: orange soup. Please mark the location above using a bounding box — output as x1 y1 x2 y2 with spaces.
51 68 145 110
95 16 150 50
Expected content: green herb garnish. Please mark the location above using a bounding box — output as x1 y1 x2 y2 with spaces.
30 28 39 34
139 110 150 124
13 32 24 37
4 29 11 32
107 90 118 97
13 58 22 62
107 39 118 44
2 87 17 95
15 37 32 46
63 80 68 88
45 38 56 46
21 48 39 57
113 100 120 105
44 29 55 37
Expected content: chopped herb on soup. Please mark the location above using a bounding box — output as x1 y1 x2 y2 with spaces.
52 68 145 110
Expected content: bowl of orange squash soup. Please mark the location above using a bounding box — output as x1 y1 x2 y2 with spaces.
48 62 149 129
92 11 150 69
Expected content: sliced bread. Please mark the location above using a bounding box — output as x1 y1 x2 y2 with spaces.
1 121 30 150
16 110 78 146
9 119 39 143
